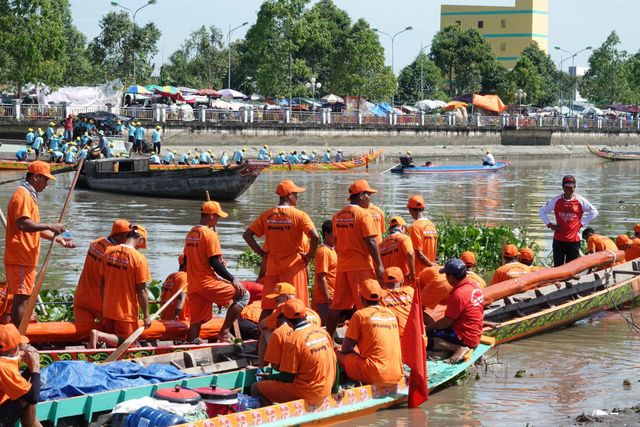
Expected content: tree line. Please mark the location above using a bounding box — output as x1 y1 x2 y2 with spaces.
1 0 639 107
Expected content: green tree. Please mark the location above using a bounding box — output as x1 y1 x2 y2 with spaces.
61 6 95 86
579 31 630 105
502 42 558 106
625 52 640 105
396 53 446 104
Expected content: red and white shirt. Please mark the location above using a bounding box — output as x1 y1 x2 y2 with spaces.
445 278 484 348
539 194 598 242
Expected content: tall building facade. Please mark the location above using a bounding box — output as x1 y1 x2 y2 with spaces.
440 0 548 68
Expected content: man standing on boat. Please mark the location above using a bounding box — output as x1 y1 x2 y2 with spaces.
4 161 75 328
152 126 162 154
539 175 598 266
407 195 438 272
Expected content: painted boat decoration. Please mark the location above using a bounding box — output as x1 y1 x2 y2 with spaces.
587 144 640 161
390 161 508 174
0 160 75 172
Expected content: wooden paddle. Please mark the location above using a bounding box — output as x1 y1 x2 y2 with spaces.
18 157 85 334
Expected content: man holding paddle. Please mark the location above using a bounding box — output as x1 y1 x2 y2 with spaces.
4 161 75 328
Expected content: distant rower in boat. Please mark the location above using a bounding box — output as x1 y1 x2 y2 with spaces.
322 149 332 163
149 153 161 165
379 267 414 339
162 150 176 165
159 254 189 321
274 151 286 164
233 148 246 165
482 150 495 166
379 216 415 284
257 145 270 161
312 220 337 325
460 251 486 288
539 175 598 267
615 234 640 261
407 195 438 272
518 247 544 272
491 245 529 285
335 150 344 162
15 147 32 162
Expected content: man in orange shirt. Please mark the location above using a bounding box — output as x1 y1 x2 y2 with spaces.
407 195 438 273
4 161 75 327
243 180 319 314
238 300 261 340
159 254 189 321
326 179 385 338
312 220 336 325
88 225 151 348
369 202 386 244
460 251 487 289
491 245 530 285
74 219 131 331
582 228 618 254
379 266 414 338
253 299 336 406
418 266 453 327
616 234 640 261
184 201 248 343
336 279 403 386
379 216 415 283
0 324 41 427
518 247 545 272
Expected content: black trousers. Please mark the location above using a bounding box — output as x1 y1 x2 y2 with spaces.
552 239 581 267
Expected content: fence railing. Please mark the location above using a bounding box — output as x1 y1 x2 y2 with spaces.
0 104 13 118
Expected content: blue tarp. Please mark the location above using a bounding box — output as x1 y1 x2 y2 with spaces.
369 102 393 117
40 361 190 401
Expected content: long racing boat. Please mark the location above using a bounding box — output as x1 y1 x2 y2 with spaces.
587 144 640 161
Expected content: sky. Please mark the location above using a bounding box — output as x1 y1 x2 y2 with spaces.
70 0 638 78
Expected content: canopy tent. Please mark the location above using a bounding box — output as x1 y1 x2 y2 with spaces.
581 106 604 116
178 86 198 95
218 88 247 99
126 85 151 95
250 93 264 101
472 94 508 113
445 101 468 110
369 102 394 117
415 99 447 111
452 93 474 103
38 80 123 108
609 104 640 114
196 88 221 97
154 86 181 97
321 94 344 104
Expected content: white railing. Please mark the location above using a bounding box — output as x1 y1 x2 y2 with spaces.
0 104 13 118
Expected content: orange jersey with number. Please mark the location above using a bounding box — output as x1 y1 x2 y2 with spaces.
333 205 378 272
409 218 438 272
4 186 41 266
379 232 414 276
183 225 223 294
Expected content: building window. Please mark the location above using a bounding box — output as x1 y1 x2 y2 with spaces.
501 19 507 28
455 20 461 26
478 20 484 28
500 42 507 51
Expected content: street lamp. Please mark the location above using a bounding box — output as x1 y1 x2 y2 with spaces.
227 21 249 89
516 88 527 114
554 46 592 114
418 43 432 101
305 77 322 99
373 26 413 105
111 0 158 83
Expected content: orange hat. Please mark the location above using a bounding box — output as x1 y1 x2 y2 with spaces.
28 160 56 180
132 224 148 249
518 247 534 263
275 180 305 197
348 179 377 196
383 267 404 283
109 219 131 237
0 324 29 352
502 244 519 258
460 251 476 267
389 216 406 227
201 201 228 218
282 299 307 319
359 279 383 301
616 234 632 249
265 282 297 299
419 266 445 283
407 195 425 209
178 253 185 265
634 224 640 233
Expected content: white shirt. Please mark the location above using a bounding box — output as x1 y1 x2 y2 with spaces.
483 153 495 165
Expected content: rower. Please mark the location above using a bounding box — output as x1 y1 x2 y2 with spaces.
335 150 344 162
582 227 618 254
198 150 213 165
287 151 300 164
32 131 43 160
407 195 438 272
379 267 414 339
615 234 640 261
162 150 176 165
233 148 245 165
149 153 161 164
482 150 495 166
460 251 486 288
405 151 414 166
219 151 229 166
45 122 55 144
15 148 32 161
159 254 189 321
322 149 331 163
491 245 530 284
273 151 286 164
379 216 415 284
418 266 453 328
177 151 189 165
299 150 310 164
309 150 317 161
257 145 270 160
312 220 336 325
237 299 262 340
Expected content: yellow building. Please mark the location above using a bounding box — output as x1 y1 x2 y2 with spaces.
440 0 548 68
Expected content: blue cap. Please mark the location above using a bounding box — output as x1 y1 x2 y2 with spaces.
439 258 467 278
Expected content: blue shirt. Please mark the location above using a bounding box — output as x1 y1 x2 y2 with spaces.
53 150 64 160
150 154 160 164
25 132 35 145
178 153 189 163
32 136 43 150
50 137 59 151
189 157 199 165
81 135 90 146
163 152 175 163
233 150 244 163
128 125 136 137
274 154 285 164
322 152 331 163
16 148 28 161
115 124 124 133
46 127 54 138
77 149 88 160
220 153 229 166
135 127 145 140
288 154 300 164
65 149 76 163
257 148 270 160
199 152 212 163
152 130 161 143
335 153 344 162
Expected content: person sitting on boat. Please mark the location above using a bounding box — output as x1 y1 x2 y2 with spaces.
312 220 336 326
616 234 640 261
335 149 344 162
25 128 35 147
233 148 245 165
238 299 261 340
426 258 484 364
0 324 42 427
219 151 229 166
482 150 495 166
322 149 332 163
152 126 162 155
518 247 544 272
407 195 438 272
491 245 530 285
64 146 77 164
336 279 403 386
199 150 213 165
183 201 249 343
32 131 43 160
188 155 200 165
253 299 336 407
299 150 311 164
582 227 619 258
273 151 286 164
459 251 486 288
379 216 415 284
424 161 433 167
149 153 161 164
15 147 32 162
159 254 189 322
419 265 453 328
309 150 317 162
49 149 64 163
288 151 300 164
177 151 190 165
257 145 271 161
379 266 414 339
162 150 176 165
88 225 150 349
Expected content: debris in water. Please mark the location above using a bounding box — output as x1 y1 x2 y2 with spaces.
514 369 527 378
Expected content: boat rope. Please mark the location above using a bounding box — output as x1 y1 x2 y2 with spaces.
602 250 640 334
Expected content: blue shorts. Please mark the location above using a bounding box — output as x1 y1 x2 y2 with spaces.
427 327 466 350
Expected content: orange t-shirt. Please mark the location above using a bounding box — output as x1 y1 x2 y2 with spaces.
4 186 41 266
369 204 386 244
587 234 618 253
344 305 403 385
183 225 223 294
0 357 32 405
418 267 453 309
265 302 321 331
239 300 262 324
248 206 316 276
491 262 530 285
333 205 378 272
379 232 414 276
75 237 118 312
467 271 487 289
100 244 151 322
625 239 640 261
312 244 337 305
160 271 189 321
380 286 414 338
279 324 336 405
409 218 438 272
264 322 290 366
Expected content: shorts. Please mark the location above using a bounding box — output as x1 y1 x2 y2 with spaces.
128 135 134 143
0 282 8 317
330 270 376 310
6 264 37 296
426 327 466 350
189 280 237 324
0 399 22 425
256 380 301 404
103 317 138 338
74 305 102 332
261 264 309 310
341 353 393 386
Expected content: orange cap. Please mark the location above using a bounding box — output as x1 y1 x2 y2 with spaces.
518 247 534 263
460 251 476 267
265 282 296 299
359 279 383 301
348 179 377 196
389 216 406 227
109 219 131 237
419 266 445 284
201 201 228 218
132 224 148 249
407 195 425 209
275 180 305 197
28 160 56 180
0 324 29 352
616 234 632 249
383 267 404 283
634 224 640 233
282 299 307 319
502 244 519 258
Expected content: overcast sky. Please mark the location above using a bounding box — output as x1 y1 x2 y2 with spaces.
71 0 638 77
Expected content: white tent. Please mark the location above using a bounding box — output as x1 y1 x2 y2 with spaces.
38 79 123 107
321 94 344 104
415 99 447 111
218 88 247 99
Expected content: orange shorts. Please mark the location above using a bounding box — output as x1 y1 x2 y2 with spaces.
0 282 9 319
330 270 376 310
189 280 236 324
103 317 138 338
261 264 309 309
256 380 301 404
341 353 391 386
6 264 36 296
74 305 102 333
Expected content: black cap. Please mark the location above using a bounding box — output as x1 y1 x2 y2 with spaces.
439 258 467 278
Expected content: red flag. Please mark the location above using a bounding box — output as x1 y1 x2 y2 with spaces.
400 286 428 408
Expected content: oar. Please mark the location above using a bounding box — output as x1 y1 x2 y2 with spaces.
380 164 399 175
0 165 76 186
18 157 85 334
103 283 188 363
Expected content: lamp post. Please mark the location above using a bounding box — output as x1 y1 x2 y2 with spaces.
554 46 592 114
373 26 413 105
305 78 322 99
418 43 432 101
227 21 249 89
111 0 158 83
516 88 526 114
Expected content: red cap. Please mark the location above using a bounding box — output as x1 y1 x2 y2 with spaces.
502 244 520 258
460 251 476 267
348 180 377 196
28 160 56 180
383 267 404 283
275 180 305 197
359 279 383 301
109 219 131 237
0 324 29 352
518 247 534 263
407 195 425 209
282 299 307 319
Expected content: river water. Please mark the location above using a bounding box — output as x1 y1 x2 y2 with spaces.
1 156 639 424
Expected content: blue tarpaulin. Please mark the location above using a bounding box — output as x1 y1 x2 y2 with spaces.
40 361 190 401
369 102 393 117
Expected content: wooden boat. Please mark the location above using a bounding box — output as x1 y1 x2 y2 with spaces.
266 149 383 171
587 144 640 161
390 161 508 174
0 160 74 172
77 158 270 200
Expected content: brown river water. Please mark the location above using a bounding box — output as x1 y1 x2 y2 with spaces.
1 155 639 425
